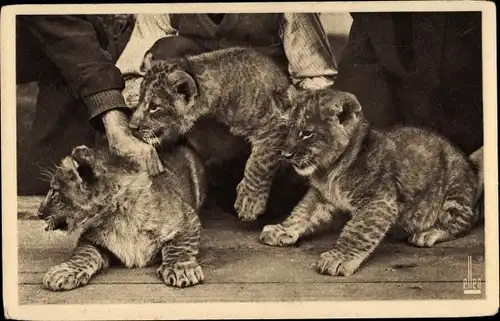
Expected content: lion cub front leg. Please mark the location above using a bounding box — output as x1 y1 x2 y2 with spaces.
158 213 204 288
43 240 110 291
260 189 326 246
235 139 283 221
313 196 398 276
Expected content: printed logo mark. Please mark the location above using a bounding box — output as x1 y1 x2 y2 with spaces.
463 255 482 295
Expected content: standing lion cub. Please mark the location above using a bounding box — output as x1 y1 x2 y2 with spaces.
260 88 481 276
128 47 292 221
38 144 207 290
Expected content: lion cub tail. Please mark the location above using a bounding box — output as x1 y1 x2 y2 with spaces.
181 146 208 211
159 145 208 211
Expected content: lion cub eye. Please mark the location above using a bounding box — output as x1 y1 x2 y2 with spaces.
300 130 314 140
149 106 161 114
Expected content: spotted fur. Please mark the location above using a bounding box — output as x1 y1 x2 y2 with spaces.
38 145 207 290
129 47 292 221
260 88 481 276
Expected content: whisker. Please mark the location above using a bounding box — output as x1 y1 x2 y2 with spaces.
50 161 60 172
151 131 162 148
38 166 58 182
139 129 162 148
39 171 53 178
38 175 52 183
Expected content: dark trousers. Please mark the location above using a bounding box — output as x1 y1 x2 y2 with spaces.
17 23 97 195
16 15 136 196
333 13 483 156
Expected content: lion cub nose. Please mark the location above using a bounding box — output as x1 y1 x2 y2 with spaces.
37 209 45 219
281 150 295 159
37 207 49 219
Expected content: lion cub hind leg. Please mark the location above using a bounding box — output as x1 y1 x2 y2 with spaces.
43 241 110 291
408 168 479 248
408 201 479 248
158 213 204 288
408 227 456 247
313 196 398 276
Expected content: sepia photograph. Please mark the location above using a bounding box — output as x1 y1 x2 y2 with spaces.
2 1 498 320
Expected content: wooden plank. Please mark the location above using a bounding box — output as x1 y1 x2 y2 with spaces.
17 195 485 249
17 195 486 249
18 221 484 282
18 282 485 305
19 244 485 285
16 197 487 305
18 216 485 252
19 222 485 284
17 196 44 220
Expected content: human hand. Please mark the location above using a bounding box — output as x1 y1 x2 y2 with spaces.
102 109 164 176
122 75 144 108
295 76 334 91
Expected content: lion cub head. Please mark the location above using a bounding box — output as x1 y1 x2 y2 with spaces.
129 58 200 147
280 87 364 176
37 146 113 232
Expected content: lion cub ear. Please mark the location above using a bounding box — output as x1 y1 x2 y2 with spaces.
71 145 95 166
273 86 296 103
337 91 363 130
140 52 155 74
168 70 198 107
272 86 298 121
140 53 171 75
70 146 97 184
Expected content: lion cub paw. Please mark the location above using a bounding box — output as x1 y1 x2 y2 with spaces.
158 261 204 288
43 264 91 291
312 249 363 276
234 180 268 221
259 224 299 246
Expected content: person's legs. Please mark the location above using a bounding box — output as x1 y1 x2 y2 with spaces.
17 16 137 195
18 75 96 195
333 17 398 130
16 25 95 195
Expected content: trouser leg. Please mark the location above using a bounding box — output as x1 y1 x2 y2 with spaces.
18 76 95 195
16 23 95 195
16 16 132 195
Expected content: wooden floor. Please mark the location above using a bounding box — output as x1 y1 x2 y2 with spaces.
17 196 485 304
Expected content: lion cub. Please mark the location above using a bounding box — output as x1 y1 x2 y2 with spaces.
260 88 481 276
38 144 207 290
128 47 291 221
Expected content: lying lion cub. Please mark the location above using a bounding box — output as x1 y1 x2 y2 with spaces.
38 144 207 290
